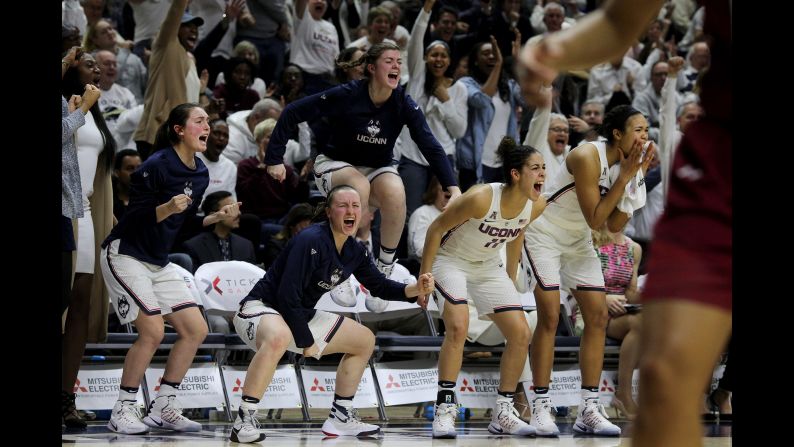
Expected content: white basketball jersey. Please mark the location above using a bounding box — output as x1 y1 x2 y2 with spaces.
542 140 617 232
439 183 534 262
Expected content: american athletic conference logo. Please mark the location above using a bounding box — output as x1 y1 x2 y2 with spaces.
202 276 223 295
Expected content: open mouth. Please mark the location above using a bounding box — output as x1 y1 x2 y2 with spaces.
199 135 209 144
343 217 356 231
533 181 543 194
387 72 399 82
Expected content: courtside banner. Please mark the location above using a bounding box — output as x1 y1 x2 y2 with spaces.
302 366 378 408
522 368 582 407
75 365 145 410
145 363 225 408
222 364 302 410
456 366 502 408
374 360 438 406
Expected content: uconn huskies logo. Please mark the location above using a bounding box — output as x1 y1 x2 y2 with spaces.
318 268 344 290
479 223 521 248
357 120 387 144
184 181 193 198
246 322 255 340
117 296 130 319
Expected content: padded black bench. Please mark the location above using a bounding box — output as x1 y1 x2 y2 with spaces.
86 332 227 350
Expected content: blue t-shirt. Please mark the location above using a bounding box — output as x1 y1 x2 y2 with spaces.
265 79 457 190
242 222 412 347
104 147 209 267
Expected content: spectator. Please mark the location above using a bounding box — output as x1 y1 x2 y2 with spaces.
196 119 238 210
236 118 309 235
85 19 148 103
407 176 449 262
95 50 138 147
456 38 524 190
334 47 366 83
586 55 646 107
184 190 256 269
61 45 101 429
398 0 467 217
633 60 674 143
263 203 315 269
62 48 116 431
234 0 290 85
133 0 204 159
290 0 340 95
212 57 261 119
111 149 142 220
566 99 605 145
222 98 283 165
677 41 709 93
214 40 267 98
347 6 396 50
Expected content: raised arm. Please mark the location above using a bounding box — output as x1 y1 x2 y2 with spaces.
407 0 434 81
658 55 683 195
153 0 189 49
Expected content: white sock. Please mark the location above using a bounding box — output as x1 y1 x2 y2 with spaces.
118 388 137 402
157 383 178 398
581 388 599 403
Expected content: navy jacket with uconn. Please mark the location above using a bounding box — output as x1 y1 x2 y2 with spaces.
265 79 457 190
241 222 413 348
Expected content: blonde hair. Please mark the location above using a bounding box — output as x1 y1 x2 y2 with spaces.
253 118 278 143
591 224 618 248
233 40 260 66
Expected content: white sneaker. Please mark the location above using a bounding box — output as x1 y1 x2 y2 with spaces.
321 401 380 437
108 400 149 435
363 260 395 313
375 259 395 278
230 406 266 443
530 396 560 437
488 399 536 436
573 398 621 436
432 403 458 438
142 394 202 432
330 278 360 307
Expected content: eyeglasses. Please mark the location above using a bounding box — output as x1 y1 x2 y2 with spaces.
549 127 569 134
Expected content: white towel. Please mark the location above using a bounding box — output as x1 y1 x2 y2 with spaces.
618 168 648 215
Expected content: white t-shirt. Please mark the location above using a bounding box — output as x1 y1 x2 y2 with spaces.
196 152 238 210
481 95 511 168
131 0 173 43
290 8 339 75
99 83 138 118
185 61 200 103
407 204 442 259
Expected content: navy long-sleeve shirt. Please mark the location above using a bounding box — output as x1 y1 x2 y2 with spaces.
265 79 457 190
242 222 413 348
103 148 209 267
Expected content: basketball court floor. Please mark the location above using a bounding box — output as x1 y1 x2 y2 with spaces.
62 416 732 445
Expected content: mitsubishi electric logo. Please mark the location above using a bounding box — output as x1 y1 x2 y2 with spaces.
460 379 475 392
310 378 326 392
385 374 400 389
202 276 223 295
74 379 88 393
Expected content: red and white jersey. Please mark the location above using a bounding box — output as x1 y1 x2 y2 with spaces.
439 183 534 262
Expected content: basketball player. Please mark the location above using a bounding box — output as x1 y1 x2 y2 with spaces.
417 137 546 438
